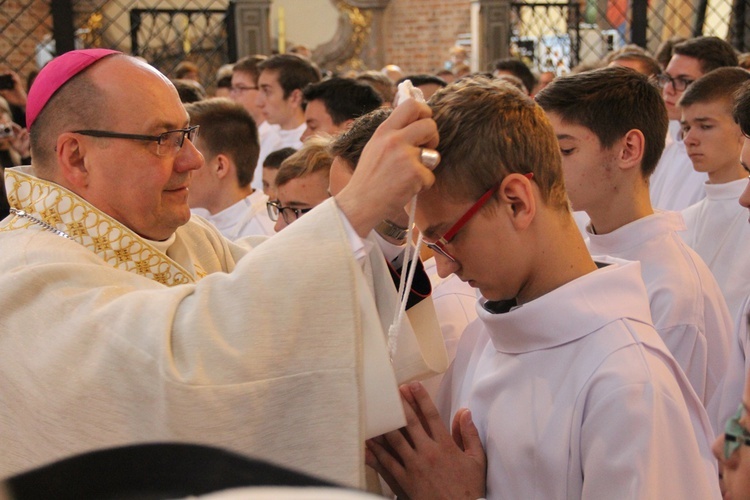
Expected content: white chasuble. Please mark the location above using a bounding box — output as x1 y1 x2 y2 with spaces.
0 166 403 487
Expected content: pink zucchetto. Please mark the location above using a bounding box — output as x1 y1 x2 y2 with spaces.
26 48 121 129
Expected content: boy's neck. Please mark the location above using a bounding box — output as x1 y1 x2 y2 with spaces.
515 209 598 306
707 163 746 185
587 181 653 235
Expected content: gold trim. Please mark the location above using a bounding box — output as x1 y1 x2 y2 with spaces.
335 1 372 71
1 169 196 287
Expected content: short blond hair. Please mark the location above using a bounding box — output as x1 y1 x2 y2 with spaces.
275 136 333 188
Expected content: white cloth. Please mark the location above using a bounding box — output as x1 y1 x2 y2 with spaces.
587 211 732 407
649 120 708 211
191 191 275 241
252 122 305 191
437 262 720 499
680 178 750 324
0 167 406 486
420 256 478 398
708 294 750 435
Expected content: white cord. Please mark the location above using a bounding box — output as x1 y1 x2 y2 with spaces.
387 79 426 362
387 195 422 362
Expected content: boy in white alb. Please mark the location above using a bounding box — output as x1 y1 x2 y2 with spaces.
649 36 739 211
365 77 720 499
679 68 750 324
186 98 275 240
537 66 732 410
252 55 320 191
709 81 750 435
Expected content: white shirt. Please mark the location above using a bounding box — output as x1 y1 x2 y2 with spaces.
709 294 750 435
587 211 732 408
438 262 719 499
649 120 708 211
252 122 305 191
420 256 478 398
191 191 275 241
680 178 750 324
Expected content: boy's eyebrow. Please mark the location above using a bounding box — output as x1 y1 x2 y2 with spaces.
666 71 696 79
681 116 716 125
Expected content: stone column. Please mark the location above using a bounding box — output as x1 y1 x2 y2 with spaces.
233 0 273 57
472 0 512 71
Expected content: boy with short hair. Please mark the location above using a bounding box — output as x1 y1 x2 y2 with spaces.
707 80 750 436
261 147 296 200
536 66 732 410
650 36 739 211
185 97 275 239
268 137 332 233
367 76 720 499
679 67 750 324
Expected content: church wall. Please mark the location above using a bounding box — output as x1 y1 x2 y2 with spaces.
382 0 472 74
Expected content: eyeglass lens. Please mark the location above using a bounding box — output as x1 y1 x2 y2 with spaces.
156 127 198 156
266 201 280 221
658 75 693 91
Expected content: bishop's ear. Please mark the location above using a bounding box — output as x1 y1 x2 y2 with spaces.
55 132 89 187
498 172 536 230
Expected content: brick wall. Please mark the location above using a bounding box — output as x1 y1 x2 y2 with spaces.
0 0 51 82
1 1 473 81
383 0 471 74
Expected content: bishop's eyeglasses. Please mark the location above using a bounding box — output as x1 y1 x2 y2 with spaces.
73 126 199 157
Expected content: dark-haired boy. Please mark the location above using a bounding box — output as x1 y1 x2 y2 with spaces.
300 77 382 141
185 97 275 239
679 68 750 324
252 54 320 190
536 66 732 411
708 80 750 436
650 36 739 211
261 147 296 200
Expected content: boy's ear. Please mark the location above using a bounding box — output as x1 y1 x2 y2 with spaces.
498 173 536 231
214 154 231 180
287 88 303 108
619 129 645 171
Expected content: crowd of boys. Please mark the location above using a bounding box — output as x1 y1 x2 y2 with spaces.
2 33 750 500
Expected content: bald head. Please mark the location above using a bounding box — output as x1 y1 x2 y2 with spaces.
31 55 185 177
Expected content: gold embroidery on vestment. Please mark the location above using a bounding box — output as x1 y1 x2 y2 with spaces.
2 169 197 287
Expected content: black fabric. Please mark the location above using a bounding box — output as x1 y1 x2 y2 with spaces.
387 256 432 310
0 160 9 220
483 261 612 314
4 443 339 500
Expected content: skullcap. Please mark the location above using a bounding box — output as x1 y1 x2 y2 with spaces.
26 48 121 129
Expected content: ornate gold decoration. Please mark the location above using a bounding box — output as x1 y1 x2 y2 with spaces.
1 169 197 287
80 12 103 48
335 1 372 71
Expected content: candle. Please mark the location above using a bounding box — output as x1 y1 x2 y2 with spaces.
278 7 286 54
